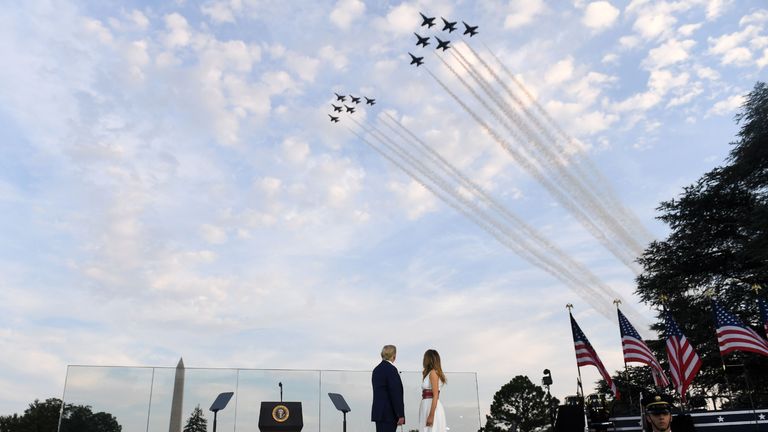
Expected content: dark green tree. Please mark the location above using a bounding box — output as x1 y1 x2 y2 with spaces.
479 375 559 432
0 398 121 432
635 82 768 407
183 405 208 432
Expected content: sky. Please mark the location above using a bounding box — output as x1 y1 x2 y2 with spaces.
1 0 767 423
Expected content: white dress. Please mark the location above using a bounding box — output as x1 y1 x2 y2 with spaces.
418 374 446 432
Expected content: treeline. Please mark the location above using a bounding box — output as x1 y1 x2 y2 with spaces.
0 398 121 432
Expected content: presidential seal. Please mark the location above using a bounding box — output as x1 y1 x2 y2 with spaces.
272 404 290 423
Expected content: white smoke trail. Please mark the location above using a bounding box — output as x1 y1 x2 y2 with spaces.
474 41 653 249
447 46 643 272
432 52 642 272
352 86 649 328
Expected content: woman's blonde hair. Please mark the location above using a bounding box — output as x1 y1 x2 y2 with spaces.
422 349 446 384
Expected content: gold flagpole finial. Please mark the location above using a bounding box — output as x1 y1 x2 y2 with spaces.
566 303 574 312
613 299 622 307
659 294 668 305
704 287 716 299
752 283 762 294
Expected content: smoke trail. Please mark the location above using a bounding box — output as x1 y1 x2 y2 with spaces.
475 41 653 248
448 46 643 272
380 76 645 330
431 53 642 272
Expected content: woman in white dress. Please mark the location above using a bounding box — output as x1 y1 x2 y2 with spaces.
419 349 447 432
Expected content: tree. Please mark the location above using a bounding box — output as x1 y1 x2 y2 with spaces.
183 405 208 432
635 82 768 407
0 398 121 432
479 375 559 432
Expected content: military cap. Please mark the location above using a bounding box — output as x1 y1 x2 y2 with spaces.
644 394 673 414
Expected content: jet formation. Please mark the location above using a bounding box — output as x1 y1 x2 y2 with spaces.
327 92 376 123
410 12 478 67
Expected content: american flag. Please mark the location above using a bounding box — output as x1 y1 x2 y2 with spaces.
759 297 768 338
664 313 701 403
713 300 768 357
617 308 670 387
570 314 619 399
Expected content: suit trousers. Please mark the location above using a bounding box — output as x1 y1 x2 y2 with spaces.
375 421 397 432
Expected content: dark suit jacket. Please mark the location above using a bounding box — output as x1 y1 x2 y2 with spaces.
371 360 404 422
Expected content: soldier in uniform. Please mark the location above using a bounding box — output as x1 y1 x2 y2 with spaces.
644 394 673 432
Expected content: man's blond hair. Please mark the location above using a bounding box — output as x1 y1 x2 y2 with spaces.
380 345 397 361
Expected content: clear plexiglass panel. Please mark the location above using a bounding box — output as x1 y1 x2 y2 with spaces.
61 365 480 432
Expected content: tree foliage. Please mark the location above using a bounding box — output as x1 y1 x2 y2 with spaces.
634 81 768 407
0 398 121 432
479 375 559 432
183 405 208 432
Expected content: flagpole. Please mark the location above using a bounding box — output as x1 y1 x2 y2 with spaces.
613 299 635 409
708 291 736 409
567 303 588 432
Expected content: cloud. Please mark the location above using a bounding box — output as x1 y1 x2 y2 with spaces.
201 224 228 244
642 38 695 69
708 93 744 116
128 10 149 29
708 24 763 66
329 0 365 30
82 17 113 44
545 57 575 84
504 0 546 30
582 1 620 30
201 0 243 24
163 13 191 49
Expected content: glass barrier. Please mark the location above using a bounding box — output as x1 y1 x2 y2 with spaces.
61 365 480 432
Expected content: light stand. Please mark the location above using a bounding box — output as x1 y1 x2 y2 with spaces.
209 392 234 432
328 393 351 432
542 369 554 431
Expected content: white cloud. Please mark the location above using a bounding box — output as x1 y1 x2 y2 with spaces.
619 35 640 49
708 94 744 116
678 22 702 36
201 0 243 24
740 9 768 26
545 57 575 84
129 10 149 29
201 224 228 244
695 65 720 80
582 1 620 30
329 0 365 30
285 53 320 82
602 53 619 64
379 3 418 35
163 13 191 49
504 0 545 29
282 137 311 164
388 180 438 220
82 17 113 44
705 0 729 20
643 38 695 69
318 45 348 70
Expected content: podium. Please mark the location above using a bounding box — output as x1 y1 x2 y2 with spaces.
258 402 303 432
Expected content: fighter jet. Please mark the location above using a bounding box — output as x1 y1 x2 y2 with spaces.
463 21 478 37
328 114 339 123
419 12 435 28
344 104 355 113
409 53 424 66
364 97 376 105
334 92 346 102
350 95 361 104
331 104 342 113
435 37 451 51
414 32 430 48
441 17 457 33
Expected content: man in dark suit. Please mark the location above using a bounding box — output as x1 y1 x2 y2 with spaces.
371 344 405 432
